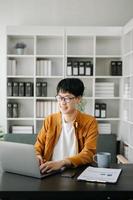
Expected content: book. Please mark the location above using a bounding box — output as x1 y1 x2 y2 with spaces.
77 166 122 183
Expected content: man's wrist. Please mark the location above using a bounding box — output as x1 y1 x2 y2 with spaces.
61 159 71 167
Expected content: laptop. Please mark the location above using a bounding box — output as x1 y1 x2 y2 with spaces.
0 141 59 179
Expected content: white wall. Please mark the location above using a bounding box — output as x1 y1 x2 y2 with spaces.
0 0 133 130
0 0 133 26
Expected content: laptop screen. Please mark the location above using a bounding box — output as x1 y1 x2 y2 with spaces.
0 141 58 179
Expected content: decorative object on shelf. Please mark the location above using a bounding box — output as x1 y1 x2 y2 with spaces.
76 99 87 112
14 42 27 55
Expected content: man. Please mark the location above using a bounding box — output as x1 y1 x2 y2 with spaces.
34 78 98 174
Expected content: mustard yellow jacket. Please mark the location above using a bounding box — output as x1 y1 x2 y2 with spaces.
34 110 98 167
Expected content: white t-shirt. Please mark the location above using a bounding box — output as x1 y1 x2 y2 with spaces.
52 117 78 161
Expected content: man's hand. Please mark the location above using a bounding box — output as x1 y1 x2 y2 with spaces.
36 155 46 166
40 159 71 174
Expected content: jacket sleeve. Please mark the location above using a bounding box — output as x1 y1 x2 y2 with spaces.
67 118 98 167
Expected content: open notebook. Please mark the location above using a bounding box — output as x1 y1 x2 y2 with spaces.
0 141 59 179
77 166 122 183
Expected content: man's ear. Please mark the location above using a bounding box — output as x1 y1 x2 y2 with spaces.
76 96 82 104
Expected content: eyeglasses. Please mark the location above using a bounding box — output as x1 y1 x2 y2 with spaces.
55 95 75 103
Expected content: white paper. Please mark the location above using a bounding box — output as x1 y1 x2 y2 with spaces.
77 166 122 183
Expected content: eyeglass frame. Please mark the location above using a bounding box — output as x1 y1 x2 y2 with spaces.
55 95 76 103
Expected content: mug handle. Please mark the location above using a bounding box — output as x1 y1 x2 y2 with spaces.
93 154 97 163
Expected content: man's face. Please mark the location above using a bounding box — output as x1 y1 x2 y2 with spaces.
56 92 81 115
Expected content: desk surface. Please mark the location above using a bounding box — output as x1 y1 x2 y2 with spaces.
0 164 133 200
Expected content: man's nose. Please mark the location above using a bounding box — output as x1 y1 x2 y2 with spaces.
61 98 66 104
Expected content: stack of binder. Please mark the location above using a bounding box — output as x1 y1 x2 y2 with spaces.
36 101 58 118
95 103 107 118
7 59 17 76
95 82 114 97
67 59 93 76
36 59 52 76
110 61 122 76
11 125 33 134
98 123 111 134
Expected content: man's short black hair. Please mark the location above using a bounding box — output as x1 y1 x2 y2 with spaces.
56 78 84 97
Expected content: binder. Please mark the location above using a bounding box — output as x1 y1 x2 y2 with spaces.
95 103 101 118
79 61 85 75
7 103 13 118
36 82 41 97
117 61 122 76
72 61 79 76
41 82 47 97
67 60 72 76
85 61 92 76
25 82 33 97
110 61 117 75
19 82 25 96
7 82 13 96
12 103 19 118
100 103 107 118
12 82 19 96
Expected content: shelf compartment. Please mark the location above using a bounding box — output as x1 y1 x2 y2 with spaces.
7 35 34 55
36 100 58 118
36 78 62 97
123 77 133 98
7 99 34 118
7 119 34 134
36 57 64 76
67 36 94 56
7 57 34 76
123 53 133 76
97 120 119 135
123 31 133 54
95 78 122 97
123 100 133 122
95 99 120 118
96 57 122 76
36 36 63 55
96 36 121 56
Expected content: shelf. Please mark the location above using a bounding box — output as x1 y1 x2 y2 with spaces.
7 76 34 78
36 55 64 58
95 76 122 79
7 55 34 58
67 55 93 58
95 97 121 99
36 76 63 79
96 55 122 58
7 97 34 100
96 118 120 121
6 26 122 134
7 118 34 120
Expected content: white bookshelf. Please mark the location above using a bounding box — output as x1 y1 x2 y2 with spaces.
120 18 133 162
6 26 123 136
